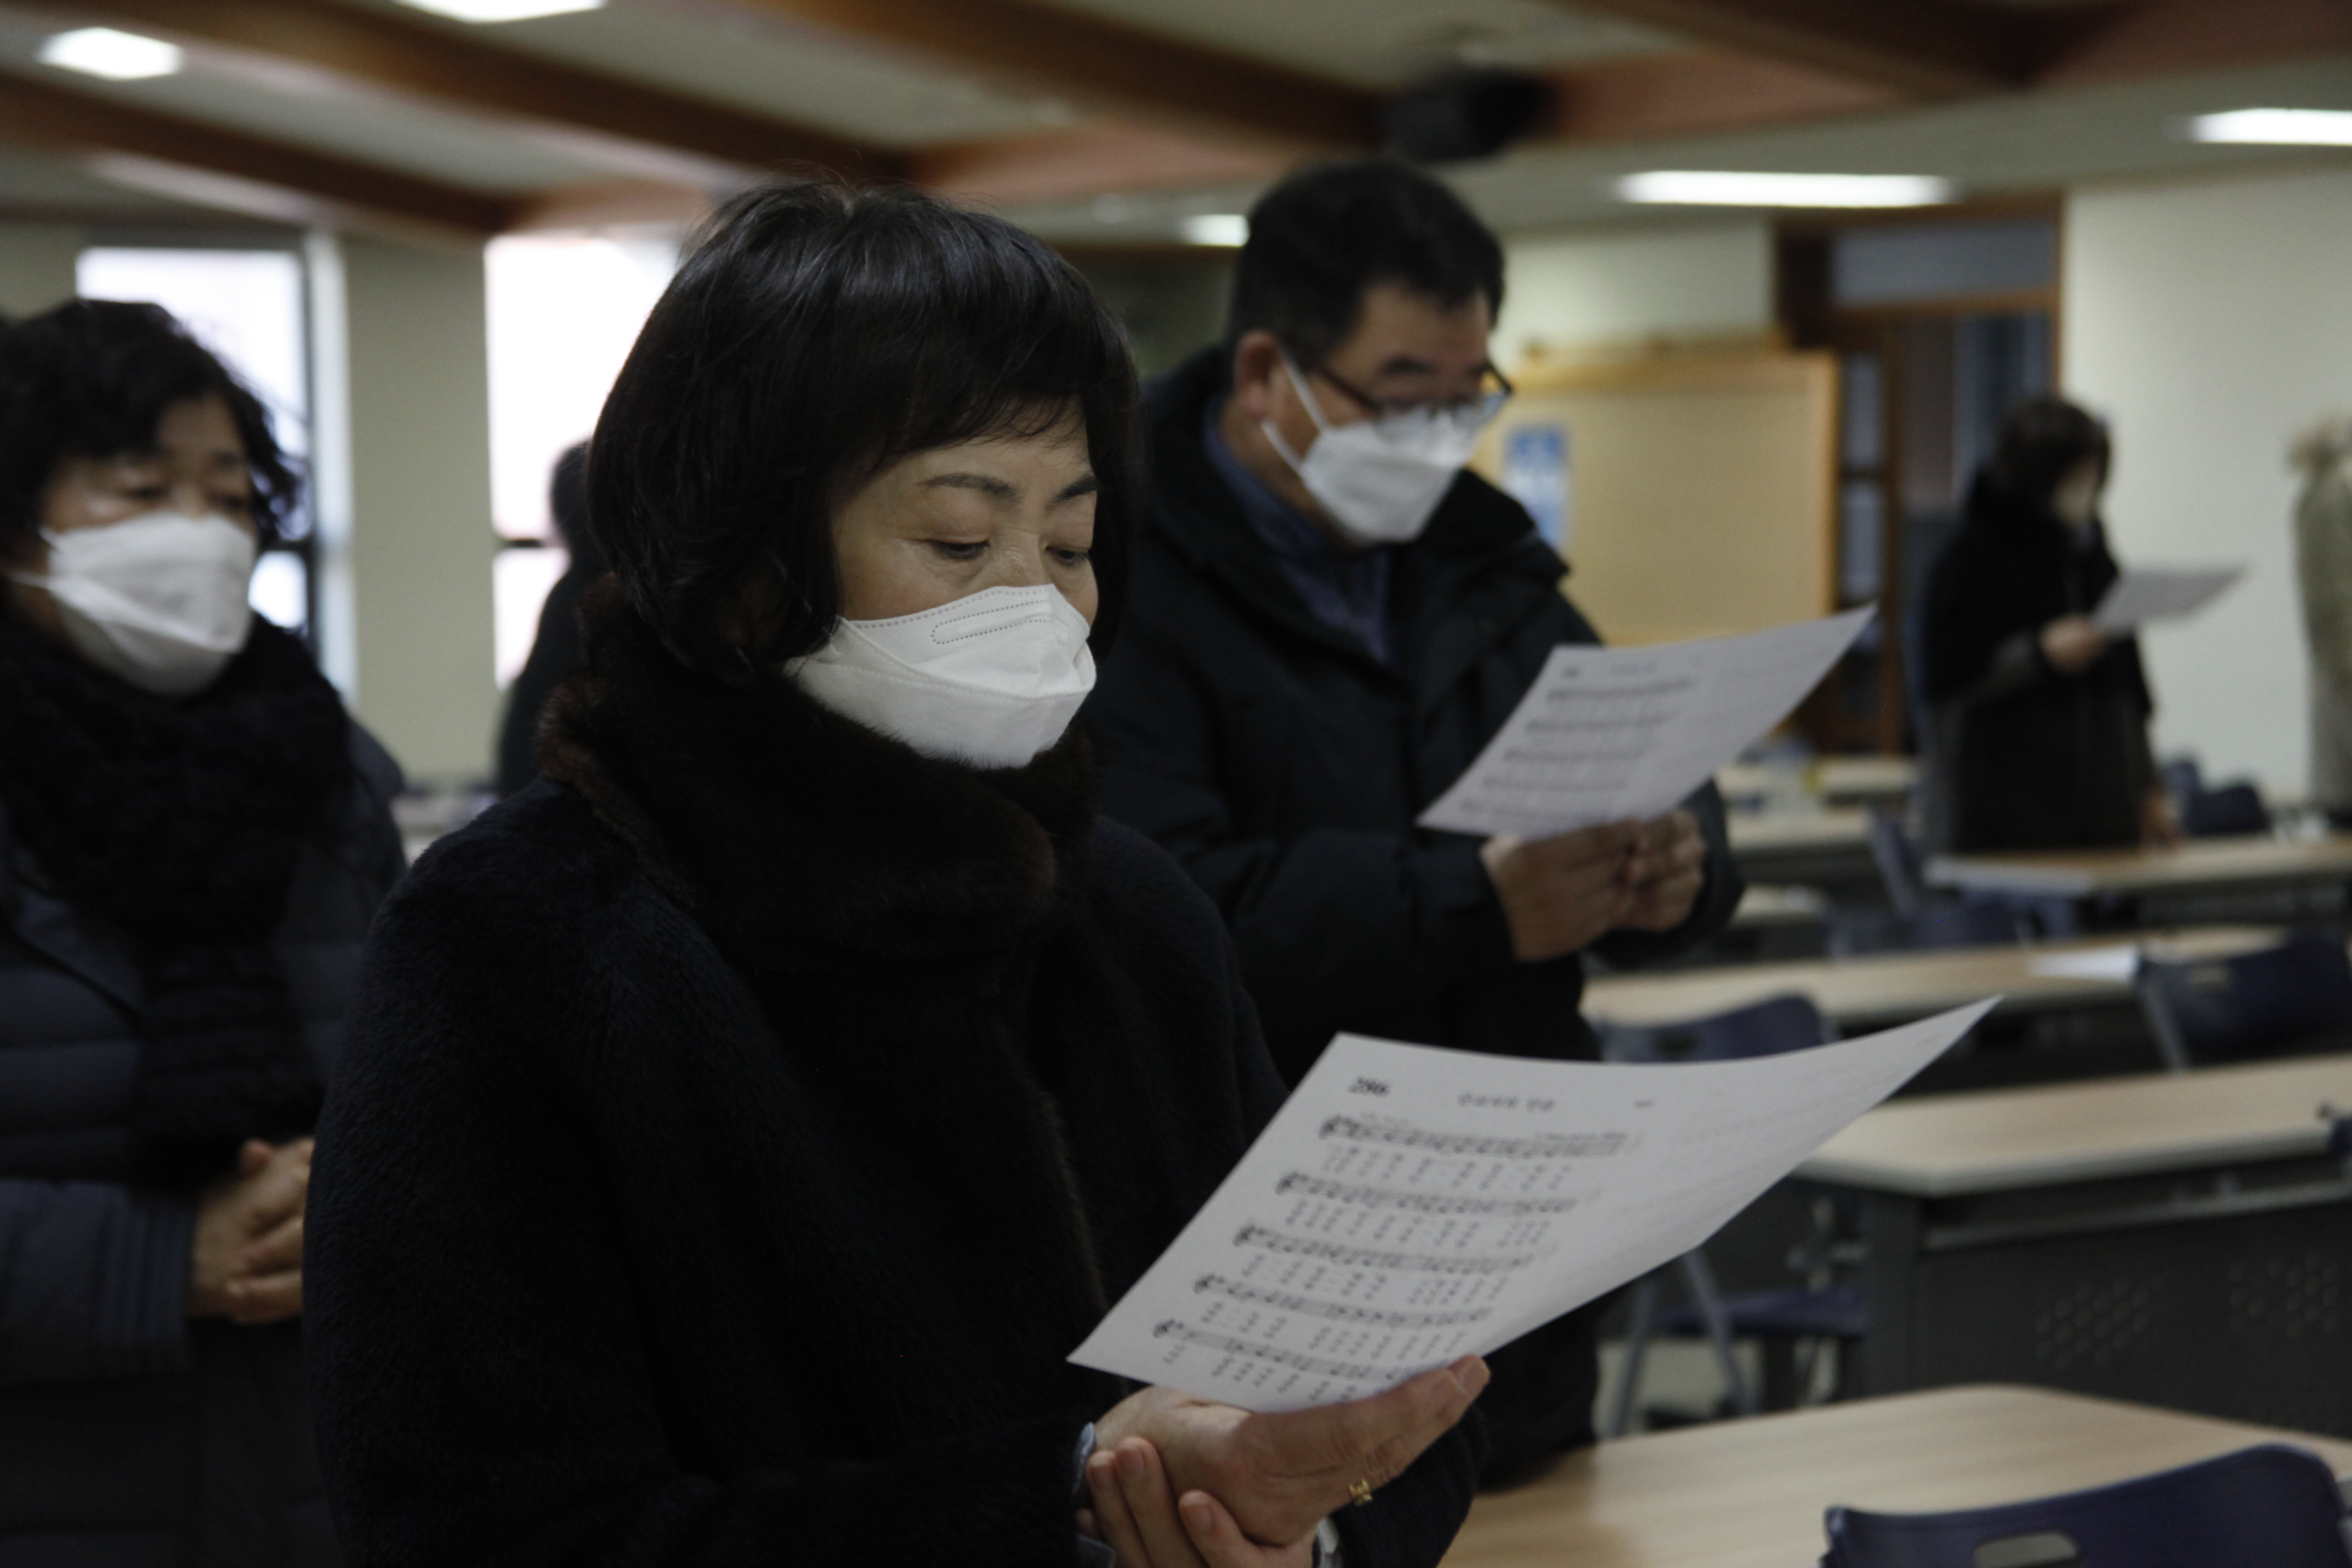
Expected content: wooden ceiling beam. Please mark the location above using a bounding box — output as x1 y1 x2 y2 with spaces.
67 0 899 180
0 68 524 234
1546 49 1906 144
2029 0 2352 89
1560 0 2033 98
725 0 1381 149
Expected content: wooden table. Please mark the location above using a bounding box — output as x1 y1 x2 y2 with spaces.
1442 1385 2352 1568
1582 926 2275 1032
1929 833 2352 900
1800 1052 2352 1197
1725 807 1879 901
1728 883 1829 932
1719 757 1918 809
1790 1056 2352 1435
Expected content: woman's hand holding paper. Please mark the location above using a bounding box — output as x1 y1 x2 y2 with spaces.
1091 1357 1490 1550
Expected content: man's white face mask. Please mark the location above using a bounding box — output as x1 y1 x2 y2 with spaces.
785 583 1096 769
1259 350 1499 548
11 511 257 696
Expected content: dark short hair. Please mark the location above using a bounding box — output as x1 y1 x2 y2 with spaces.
1988 395 2111 509
589 179 1140 678
0 299 299 560
1227 157 1506 363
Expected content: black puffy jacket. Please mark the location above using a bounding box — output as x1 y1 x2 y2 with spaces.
0 725 403 1568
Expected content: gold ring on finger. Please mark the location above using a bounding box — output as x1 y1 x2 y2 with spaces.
1349 1478 1375 1508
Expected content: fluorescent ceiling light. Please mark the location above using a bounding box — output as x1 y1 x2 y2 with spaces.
1181 214 1249 247
392 0 604 21
2186 108 2352 146
39 27 182 80
1614 171 1955 208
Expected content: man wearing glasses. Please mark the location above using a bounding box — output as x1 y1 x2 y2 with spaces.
1085 157 1743 1484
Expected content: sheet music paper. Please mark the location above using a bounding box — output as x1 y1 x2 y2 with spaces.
1417 609 1874 840
2094 566 2244 633
1069 999 1994 1413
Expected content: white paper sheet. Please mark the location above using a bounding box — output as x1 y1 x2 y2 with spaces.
2024 944 2141 982
1068 998 1996 1413
1417 609 1875 840
2094 566 2244 633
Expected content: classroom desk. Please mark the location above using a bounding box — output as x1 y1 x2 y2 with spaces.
1440 1385 2352 1568
1581 926 2274 1032
1793 1056 2352 1436
1727 883 1828 932
1718 756 1917 809
1928 832 2352 900
1725 807 1878 895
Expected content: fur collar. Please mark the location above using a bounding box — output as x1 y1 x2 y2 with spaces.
541 580 1100 988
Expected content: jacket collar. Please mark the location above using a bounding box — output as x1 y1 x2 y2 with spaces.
540 581 1100 988
1146 346 1567 705
0 796 143 1011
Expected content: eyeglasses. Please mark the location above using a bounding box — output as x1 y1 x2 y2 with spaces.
1302 358 1515 428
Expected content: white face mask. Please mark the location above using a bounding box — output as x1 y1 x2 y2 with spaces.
1260 351 1496 547
2049 465 2104 534
11 512 258 696
785 583 1096 769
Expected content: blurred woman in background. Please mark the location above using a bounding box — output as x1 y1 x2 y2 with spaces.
0 299 402 1566
1919 395 2176 853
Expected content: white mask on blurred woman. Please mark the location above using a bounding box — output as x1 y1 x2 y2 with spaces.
785 583 1095 769
12 511 257 696
2049 463 2104 536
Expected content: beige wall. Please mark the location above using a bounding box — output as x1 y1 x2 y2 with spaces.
0 222 83 319
1495 219 1774 370
2063 166 2352 796
338 235 498 790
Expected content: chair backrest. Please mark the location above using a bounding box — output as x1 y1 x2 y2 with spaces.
2182 781 2272 838
1829 902 2024 959
2133 931 2352 1071
2160 755 2204 803
1598 993 1829 1065
1820 1443 2352 1568
1866 808 1929 916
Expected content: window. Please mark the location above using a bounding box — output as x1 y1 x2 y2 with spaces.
485 231 677 685
75 245 314 637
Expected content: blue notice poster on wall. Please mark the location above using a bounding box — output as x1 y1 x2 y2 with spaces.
1500 423 1571 550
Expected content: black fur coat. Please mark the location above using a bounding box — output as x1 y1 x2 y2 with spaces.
305 591 1483 1568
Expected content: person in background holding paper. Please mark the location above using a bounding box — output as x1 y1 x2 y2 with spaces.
1919 395 2179 852
1083 158 1743 1485
2292 415 2352 828
306 182 1487 1568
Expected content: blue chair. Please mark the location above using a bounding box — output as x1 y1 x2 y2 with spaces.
1820 1442 2352 1568
2133 931 2352 1071
1829 902 2024 959
1598 996 1859 1434
2161 755 2204 804
1867 807 1931 917
2181 780 2272 837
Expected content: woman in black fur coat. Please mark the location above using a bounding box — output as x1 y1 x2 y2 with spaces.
307 181 1487 1568
0 300 404 1565
1919 396 2179 853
